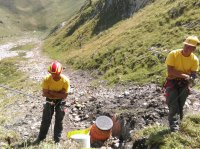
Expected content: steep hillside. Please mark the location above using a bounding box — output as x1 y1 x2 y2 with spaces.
43 0 200 85
0 6 21 37
0 0 85 37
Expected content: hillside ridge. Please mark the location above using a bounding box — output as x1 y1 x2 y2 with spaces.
0 0 85 37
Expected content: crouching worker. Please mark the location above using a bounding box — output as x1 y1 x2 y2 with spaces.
34 61 70 144
164 36 199 132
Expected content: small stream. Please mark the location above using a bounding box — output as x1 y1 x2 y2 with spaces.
0 38 38 60
0 42 18 60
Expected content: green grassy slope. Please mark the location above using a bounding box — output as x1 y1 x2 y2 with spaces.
43 0 200 85
133 114 200 148
0 0 85 36
0 6 22 36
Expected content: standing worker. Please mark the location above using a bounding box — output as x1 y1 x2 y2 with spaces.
164 36 199 132
34 61 70 144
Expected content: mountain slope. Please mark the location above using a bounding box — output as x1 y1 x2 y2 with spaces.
43 0 200 85
0 0 85 36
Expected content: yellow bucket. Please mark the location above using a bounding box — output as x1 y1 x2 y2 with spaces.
67 128 90 138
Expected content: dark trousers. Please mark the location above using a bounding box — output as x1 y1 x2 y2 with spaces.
164 79 189 131
38 98 65 142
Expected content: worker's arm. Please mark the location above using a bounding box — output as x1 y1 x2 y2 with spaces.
167 65 191 79
42 88 68 99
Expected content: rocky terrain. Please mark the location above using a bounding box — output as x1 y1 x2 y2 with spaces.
1 38 200 148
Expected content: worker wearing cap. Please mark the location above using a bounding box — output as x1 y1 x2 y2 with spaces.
164 36 199 132
34 61 70 144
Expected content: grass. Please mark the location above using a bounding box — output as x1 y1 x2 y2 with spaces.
0 6 21 37
0 126 20 148
10 140 81 149
0 57 23 84
43 0 200 85
132 114 200 148
0 57 25 146
0 57 37 147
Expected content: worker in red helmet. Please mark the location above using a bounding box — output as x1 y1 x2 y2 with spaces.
33 61 70 144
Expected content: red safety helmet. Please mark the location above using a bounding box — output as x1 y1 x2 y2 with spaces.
48 61 62 74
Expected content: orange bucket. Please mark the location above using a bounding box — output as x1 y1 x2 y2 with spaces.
90 124 112 142
90 116 113 143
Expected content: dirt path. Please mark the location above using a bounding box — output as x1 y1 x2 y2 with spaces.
1 38 200 148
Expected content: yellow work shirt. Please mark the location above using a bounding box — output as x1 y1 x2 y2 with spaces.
165 49 199 78
42 74 70 93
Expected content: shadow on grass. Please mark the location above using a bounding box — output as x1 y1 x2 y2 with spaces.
133 129 171 149
147 129 171 148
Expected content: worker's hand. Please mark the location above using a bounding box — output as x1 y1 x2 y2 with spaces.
60 101 68 113
183 74 191 80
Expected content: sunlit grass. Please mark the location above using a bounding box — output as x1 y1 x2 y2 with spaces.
0 57 40 147
0 57 23 84
11 139 81 149
132 114 200 148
